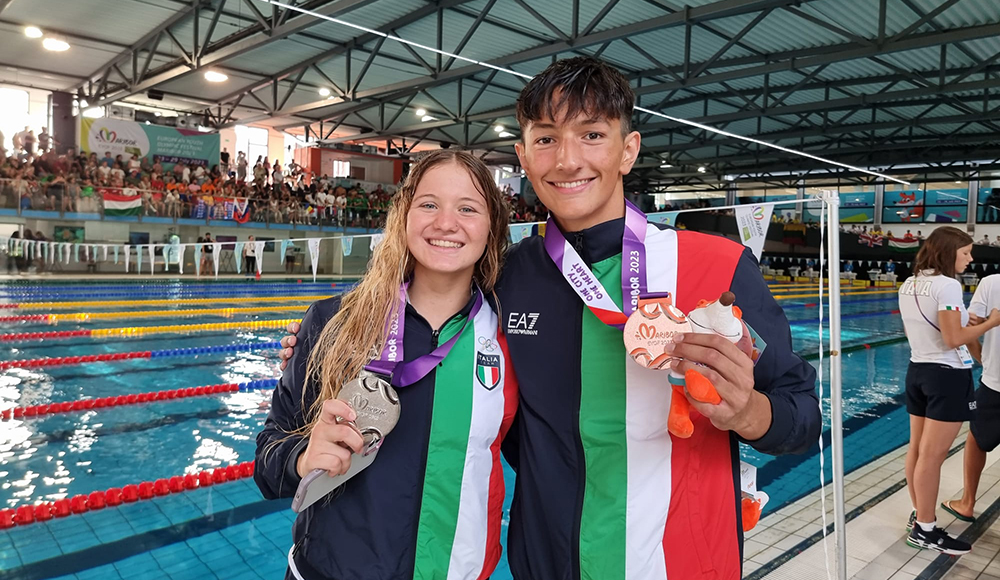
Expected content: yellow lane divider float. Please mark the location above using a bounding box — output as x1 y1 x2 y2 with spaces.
89 319 301 338
773 289 898 300
13 295 330 310
47 305 308 323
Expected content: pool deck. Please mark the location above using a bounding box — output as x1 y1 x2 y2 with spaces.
750 425 1000 580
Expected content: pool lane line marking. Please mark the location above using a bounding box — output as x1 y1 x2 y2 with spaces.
0 318 300 343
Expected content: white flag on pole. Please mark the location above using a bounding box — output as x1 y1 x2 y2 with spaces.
734 204 773 262
308 238 320 282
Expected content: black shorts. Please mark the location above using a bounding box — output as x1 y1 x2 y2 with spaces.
971 382 1000 452
905 362 974 422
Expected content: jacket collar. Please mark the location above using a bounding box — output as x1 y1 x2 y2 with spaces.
563 217 626 266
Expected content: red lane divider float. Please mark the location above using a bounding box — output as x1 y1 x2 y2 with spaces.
0 314 50 323
0 341 281 372
0 329 92 342
0 351 150 371
2 384 235 420
0 379 277 421
0 461 255 529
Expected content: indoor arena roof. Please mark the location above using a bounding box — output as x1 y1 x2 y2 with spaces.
2 0 999 185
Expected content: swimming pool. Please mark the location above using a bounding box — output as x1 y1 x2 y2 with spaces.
0 280 926 579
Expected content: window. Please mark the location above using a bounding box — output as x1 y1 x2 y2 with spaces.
332 160 350 178
0 88 29 153
235 125 268 182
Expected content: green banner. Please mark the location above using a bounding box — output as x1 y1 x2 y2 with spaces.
79 118 220 168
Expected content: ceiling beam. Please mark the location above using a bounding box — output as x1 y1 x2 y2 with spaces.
70 2 209 93
644 110 1000 154
634 22 1000 95
211 0 478 112
94 0 378 107
252 0 819 128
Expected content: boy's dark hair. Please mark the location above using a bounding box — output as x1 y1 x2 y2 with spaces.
516 56 635 137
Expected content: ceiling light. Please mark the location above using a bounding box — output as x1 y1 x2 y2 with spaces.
415 108 427 116
498 131 514 138
660 163 672 168
494 124 504 133
154 111 161 117
421 115 435 122
697 166 707 173
955 180 962 184
24 26 42 38
204 71 228 82
82 106 104 119
42 37 70 52
79 98 88 108
318 87 331 97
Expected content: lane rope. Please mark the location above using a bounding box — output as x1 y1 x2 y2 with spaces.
1 378 277 421
0 341 281 371
0 319 300 343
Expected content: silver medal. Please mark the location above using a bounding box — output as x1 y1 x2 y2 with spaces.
336 370 401 456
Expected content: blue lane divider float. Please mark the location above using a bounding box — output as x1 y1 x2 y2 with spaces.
148 341 282 358
238 378 280 392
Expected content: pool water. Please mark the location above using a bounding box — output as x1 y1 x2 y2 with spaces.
0 281 927 579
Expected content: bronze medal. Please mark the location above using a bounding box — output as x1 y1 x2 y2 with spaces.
623 295 691 369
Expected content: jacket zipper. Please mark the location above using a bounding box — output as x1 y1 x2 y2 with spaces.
570 271 586 580
572 232 586 258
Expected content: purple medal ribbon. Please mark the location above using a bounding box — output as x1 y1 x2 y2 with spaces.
543 200 649 329
365 287 484 387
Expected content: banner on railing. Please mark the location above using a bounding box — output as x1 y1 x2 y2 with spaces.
102 190 142 216
0 217 612 279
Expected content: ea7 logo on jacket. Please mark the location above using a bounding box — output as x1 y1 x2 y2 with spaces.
507 312 540 336
476 352 501 390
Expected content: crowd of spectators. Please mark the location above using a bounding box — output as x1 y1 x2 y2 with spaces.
0 137 403 228
3 127 684 230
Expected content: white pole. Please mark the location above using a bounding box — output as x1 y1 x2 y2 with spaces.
825 193 847 580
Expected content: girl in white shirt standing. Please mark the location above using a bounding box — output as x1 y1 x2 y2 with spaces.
899 226 1000 555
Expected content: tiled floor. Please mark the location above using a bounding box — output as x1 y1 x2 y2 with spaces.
744 425 1000 580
